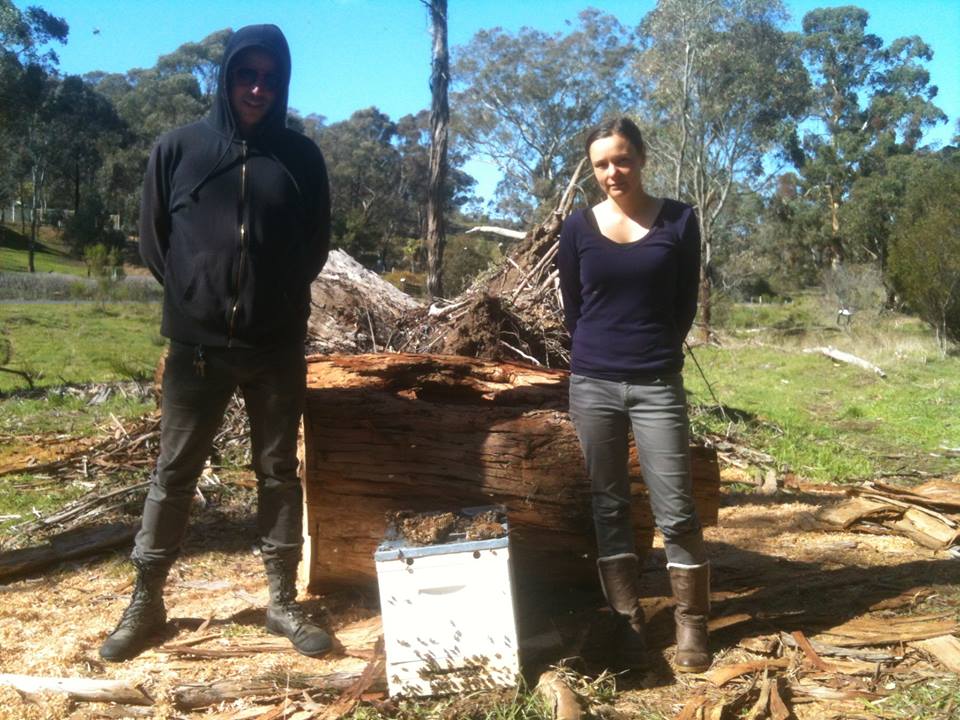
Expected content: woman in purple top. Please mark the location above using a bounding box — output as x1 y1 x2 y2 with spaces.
558 117 710 673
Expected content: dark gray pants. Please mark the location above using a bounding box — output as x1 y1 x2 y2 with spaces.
569 373 706 567
133 340 306 567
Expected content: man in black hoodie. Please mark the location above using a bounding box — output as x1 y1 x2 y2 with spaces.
100 24 332 662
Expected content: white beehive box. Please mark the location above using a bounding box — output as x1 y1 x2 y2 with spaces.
374 510 520 697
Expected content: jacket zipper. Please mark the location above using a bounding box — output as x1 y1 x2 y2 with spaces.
227 140 248 346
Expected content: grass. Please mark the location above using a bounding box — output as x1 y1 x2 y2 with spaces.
342 686 553 720
685 292 960 482
0 302 165 393
0 222 86 276
0 474 89 528
0 301 163 535
864 675 960 719
0 386 154 436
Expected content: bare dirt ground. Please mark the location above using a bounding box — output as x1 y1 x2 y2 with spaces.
1 473 958 719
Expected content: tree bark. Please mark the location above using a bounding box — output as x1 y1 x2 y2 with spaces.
424 0 449 300
0 674 151 705
300 353 720 594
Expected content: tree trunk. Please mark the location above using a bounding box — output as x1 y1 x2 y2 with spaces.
424 0 449 300
74 157 81 215
29 165 44 274
19 181 26 236
299 353 720 595
698 213 712 342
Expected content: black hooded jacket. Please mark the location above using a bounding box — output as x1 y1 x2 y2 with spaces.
139 24 330 348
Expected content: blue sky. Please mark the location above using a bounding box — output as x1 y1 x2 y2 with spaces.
35 0 960 202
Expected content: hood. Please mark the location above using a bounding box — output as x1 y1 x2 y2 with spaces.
209 24 291 138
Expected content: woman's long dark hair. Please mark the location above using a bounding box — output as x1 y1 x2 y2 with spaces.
584 117 645 158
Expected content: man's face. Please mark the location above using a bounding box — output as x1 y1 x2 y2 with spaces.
228 48 280 134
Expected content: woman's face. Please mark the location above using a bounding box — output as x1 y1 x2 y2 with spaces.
588 133 645 200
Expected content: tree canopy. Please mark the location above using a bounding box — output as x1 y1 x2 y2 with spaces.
0 1 955 347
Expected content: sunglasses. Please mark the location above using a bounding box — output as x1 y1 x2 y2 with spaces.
232 67 281 91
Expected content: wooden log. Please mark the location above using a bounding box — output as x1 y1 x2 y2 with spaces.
173 671 372 710
0 674 151 705
802 346 886 378
0 522 136 581
300 353 720 594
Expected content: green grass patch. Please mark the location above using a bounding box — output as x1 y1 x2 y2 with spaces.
689 295 960 482
343 688 553 720
0 475 88 531
864 675 960 719
0 245 88 275
0 388 154 436
0 222 87 275
0 302 165 393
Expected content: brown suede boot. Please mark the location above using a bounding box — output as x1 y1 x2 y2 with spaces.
597 554 647 670
668 563 711 673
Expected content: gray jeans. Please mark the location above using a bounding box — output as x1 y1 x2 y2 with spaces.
133 340 306 567
569 373 706 567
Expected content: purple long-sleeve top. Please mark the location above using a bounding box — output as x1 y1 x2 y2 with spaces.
557 199 701 380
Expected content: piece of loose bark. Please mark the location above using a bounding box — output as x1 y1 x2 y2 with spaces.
910 634 960 674
536 670 583 720
674 694 707 720
706 658 792 687
768 677 790 720
743 670 772 720
314 637 386 720
813 612 958 647
0 523 136 580
0 674 151 705
792 630 830 671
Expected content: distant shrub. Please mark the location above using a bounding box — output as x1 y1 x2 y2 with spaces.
888 157 960 352
441 235 501 296
83 244 125 279
63 196 125 256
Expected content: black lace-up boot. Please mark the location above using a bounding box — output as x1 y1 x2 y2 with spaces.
263 556 332 658
99 558 169 662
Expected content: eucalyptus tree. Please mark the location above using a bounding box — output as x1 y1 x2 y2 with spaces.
423 0 449 299
635 0 809 335
453 9 635 220
83 31 223 230
797 5 945 265
314 107 474 272
315 108 406 268
0 0 67 266
154 28 230 101
45 75 126 216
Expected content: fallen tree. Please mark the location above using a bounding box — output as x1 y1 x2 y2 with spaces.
300 353 720 594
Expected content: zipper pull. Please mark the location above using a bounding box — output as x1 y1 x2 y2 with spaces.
193 345 206 378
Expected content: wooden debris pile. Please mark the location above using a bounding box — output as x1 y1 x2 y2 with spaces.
306 249 423 355
394 160 588 368
0 617 386 718
816 478 960 551
0 391 250 552
670 608 960 719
